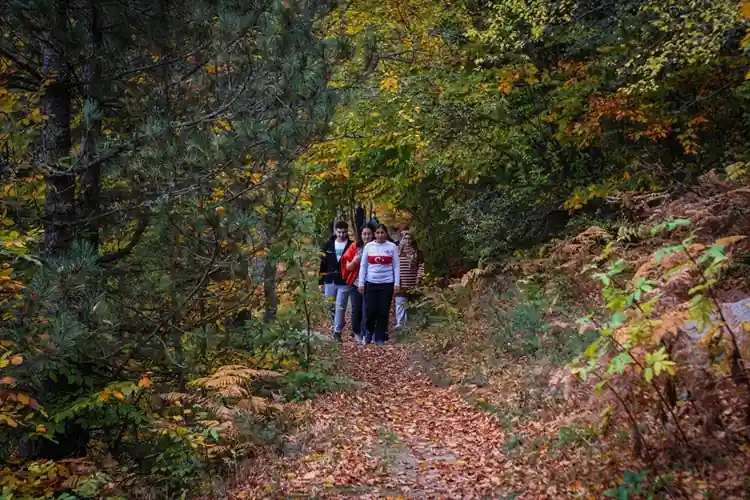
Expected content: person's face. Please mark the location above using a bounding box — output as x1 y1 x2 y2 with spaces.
374 227 387 243
402 233 413 246
361 227 374 244
335 227 348 241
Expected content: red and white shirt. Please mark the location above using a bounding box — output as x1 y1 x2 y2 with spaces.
358 241 400 287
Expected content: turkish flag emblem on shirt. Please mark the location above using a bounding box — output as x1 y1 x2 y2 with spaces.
368 255 393 265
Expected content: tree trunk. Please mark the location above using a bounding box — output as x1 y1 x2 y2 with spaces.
78 0 104 250
263 256 278 322
42 1 74 256
257 221 278 323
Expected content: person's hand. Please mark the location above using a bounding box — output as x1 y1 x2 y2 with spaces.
358 286 364 295
394 285 401 295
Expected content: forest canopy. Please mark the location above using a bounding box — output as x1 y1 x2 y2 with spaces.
2 0 750 497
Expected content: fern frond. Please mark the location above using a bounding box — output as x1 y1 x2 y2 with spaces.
192 375 247 389
161 392 189 402
236 396 269 412
216 385 248 398
188 365 280 391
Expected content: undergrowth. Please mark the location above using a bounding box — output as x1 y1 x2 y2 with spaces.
411 215 750 497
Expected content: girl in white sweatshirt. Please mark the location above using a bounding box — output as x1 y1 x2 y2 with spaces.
358 224 400 344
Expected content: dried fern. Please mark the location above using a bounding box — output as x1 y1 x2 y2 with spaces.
157 364 284 443
189 365 280 392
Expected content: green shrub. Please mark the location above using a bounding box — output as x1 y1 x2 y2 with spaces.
490 296 548 357
281 369 359 402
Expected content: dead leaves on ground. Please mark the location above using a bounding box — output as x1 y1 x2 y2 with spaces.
229 337 750 499
232 342 516 499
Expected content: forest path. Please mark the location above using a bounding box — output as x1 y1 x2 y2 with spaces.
232 339 515 499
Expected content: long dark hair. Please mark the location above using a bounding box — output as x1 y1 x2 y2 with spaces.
356 224 375 248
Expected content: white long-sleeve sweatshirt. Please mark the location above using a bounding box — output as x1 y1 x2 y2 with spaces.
358 240 400 287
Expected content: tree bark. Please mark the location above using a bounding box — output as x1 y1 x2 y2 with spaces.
257 222 279 323
42 0 74 256
78 0 104 250
263 255 278 322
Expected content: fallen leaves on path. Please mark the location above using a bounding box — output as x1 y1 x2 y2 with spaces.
228 329 750 499
232 340 517 499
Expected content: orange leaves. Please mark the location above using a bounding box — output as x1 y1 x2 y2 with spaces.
564 93 677 148
309 160 350 181
495 64 539 95
233 343 510 498
99 388 125 402
649 308 690 344
0 349 22 369
138 375 153 389
557 59 589 77
498 81 512 95
203 62 230 76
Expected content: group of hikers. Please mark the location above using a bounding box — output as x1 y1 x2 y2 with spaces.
319 220 424 345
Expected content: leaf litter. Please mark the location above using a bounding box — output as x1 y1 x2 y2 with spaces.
230 328 750 499
231 339 517 499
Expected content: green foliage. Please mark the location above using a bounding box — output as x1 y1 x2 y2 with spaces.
0 0 344 495
491 296 548 358
307 0 750 273
572 218 750 458
282 368 359 402
604 470 650 499
487 283 595 362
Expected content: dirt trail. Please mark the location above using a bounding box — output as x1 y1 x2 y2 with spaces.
233 340 513 499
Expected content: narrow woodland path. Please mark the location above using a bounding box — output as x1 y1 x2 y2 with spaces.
234 339 515 499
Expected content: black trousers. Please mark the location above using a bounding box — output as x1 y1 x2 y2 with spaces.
364 282 394 343
350 284 364 336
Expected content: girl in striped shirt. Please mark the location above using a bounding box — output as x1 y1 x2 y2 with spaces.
395 231 424 329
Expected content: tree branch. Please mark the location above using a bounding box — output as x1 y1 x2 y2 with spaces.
0 47 43 83
98 213 151 264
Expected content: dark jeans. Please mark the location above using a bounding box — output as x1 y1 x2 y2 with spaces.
350 284 365 337
364 282 394 343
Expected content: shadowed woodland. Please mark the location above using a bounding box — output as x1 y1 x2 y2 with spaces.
3 0 750 498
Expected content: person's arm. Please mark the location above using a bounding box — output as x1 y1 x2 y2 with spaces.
345 245 360 271
340 248 350 278
358 244 369 289
392 244 401 288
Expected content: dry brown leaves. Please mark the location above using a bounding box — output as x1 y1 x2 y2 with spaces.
230 340 527 499
227 329 750 499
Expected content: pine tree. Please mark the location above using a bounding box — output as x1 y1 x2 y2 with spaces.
0 0 338 476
